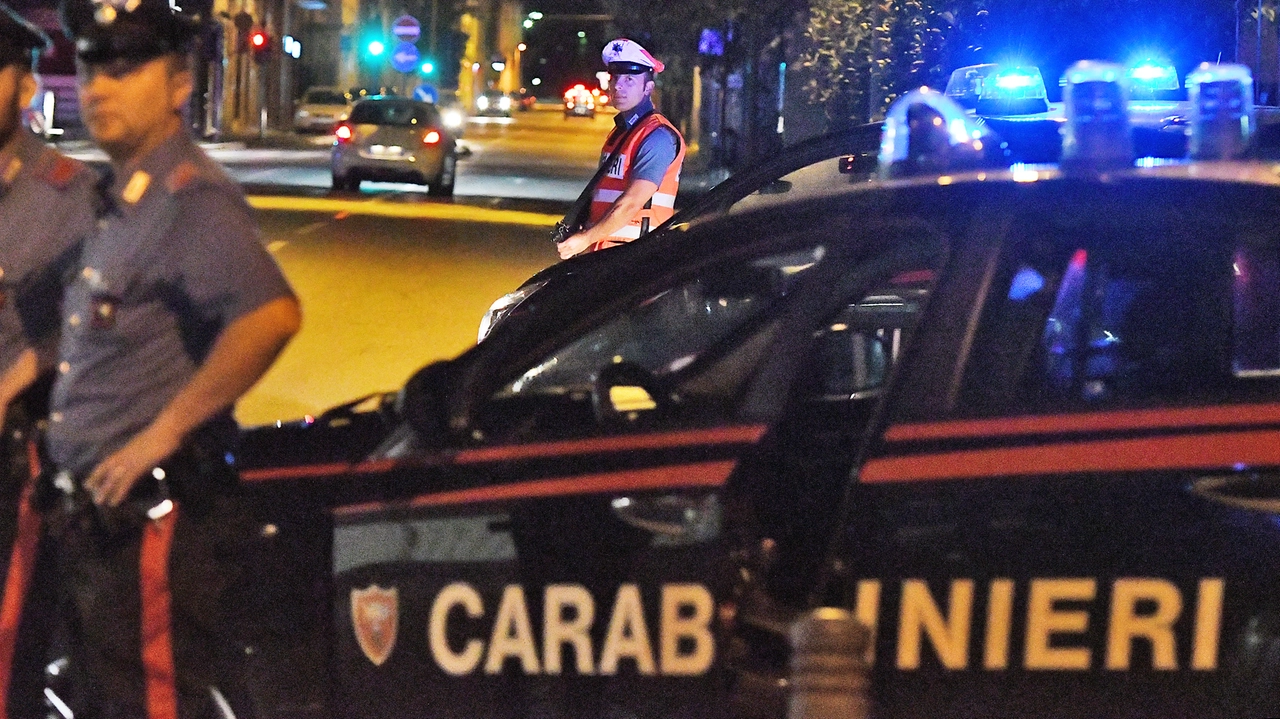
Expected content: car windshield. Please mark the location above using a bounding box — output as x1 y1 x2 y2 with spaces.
349 101 439 126
498 246 827 397
305 89 347 105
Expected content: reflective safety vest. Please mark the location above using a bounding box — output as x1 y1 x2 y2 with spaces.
585 112 685 252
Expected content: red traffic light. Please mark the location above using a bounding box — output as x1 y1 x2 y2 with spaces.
250 30 268 48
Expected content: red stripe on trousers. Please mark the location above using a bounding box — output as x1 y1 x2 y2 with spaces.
0 440 43 719
140 508 179 719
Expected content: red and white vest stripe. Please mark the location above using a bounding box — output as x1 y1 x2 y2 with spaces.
585 113 685 252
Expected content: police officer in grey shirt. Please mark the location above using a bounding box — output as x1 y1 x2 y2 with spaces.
0 5 96 716
35 0 302 713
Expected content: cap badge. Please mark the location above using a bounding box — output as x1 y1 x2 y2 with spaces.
611 41 624 54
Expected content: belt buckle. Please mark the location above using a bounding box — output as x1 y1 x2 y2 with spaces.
52 470 75 496
143 466 173 521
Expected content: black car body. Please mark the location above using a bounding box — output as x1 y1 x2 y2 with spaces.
236 139 1280 717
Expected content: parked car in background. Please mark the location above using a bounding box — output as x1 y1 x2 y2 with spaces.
331 97 458 196
294 86 352 133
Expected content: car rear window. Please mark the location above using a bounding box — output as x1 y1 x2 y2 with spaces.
305 89 347 104
956 201 1243 412
349 101 439 127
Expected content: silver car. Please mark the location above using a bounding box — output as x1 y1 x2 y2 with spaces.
331 97 458 196
293 86 351 132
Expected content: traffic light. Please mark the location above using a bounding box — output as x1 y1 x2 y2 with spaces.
366 39 385 57
249 28 270 62
419 60 435 75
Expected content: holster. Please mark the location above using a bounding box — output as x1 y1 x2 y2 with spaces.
37 425 239 540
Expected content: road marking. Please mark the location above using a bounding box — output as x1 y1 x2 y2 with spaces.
267 240 289 253
293 221 329 236
246 195 560 227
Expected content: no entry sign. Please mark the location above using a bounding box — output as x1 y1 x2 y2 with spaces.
392 15 421 43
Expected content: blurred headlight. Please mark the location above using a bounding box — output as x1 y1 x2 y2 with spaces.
498 96 512 111
478 280 549 342
477 96 490 110
442 109 464 128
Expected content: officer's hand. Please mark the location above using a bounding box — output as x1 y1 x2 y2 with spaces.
557 233 593 260
85 426 181 507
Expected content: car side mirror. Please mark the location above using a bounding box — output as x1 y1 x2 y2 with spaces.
399 360 459 448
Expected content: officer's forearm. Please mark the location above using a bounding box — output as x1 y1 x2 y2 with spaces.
0 349 41 410
145 297 302 447
581 179 659 243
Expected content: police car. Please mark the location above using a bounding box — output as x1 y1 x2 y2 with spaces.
235 62 1280 718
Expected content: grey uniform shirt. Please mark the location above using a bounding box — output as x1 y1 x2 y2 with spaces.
0 130 97 375
611 97 679 185
47 131 295 475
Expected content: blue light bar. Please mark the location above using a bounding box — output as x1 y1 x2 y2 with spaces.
945 63 1049 116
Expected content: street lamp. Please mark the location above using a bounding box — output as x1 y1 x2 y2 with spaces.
515 43 526 90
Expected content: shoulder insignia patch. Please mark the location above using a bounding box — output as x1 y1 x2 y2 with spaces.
165 161 199 194
121 171 151 205
45 156 81 189
2 158 21 185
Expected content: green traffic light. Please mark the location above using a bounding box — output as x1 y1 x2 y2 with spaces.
367 40 385 56
420 61 435 74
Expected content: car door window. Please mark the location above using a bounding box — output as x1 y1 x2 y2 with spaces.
804 276 932 401
481 246 827 440
956 216 1243 413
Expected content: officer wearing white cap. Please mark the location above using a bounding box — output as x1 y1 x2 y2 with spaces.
0 4 97 716
45 0 302 714
557 38 685 259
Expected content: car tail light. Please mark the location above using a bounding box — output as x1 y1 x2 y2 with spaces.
335 123 354 142
423 130 441 145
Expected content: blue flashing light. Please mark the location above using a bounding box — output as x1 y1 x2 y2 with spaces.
945 63 1048 116
1126 59 1179 93
994 71 1038 91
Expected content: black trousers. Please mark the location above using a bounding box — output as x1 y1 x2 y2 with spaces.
57 488 259 719
0 416 59 719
